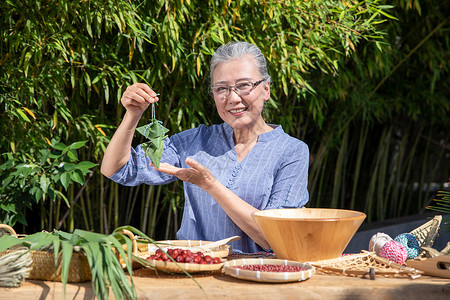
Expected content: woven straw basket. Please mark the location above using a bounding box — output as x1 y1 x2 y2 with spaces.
114 229 152 269
311 215 443 278
0 224 91 282
409 215 442 257
312 251 422 278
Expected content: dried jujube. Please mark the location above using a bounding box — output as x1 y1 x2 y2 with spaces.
233 264 307 272
147 248 221 264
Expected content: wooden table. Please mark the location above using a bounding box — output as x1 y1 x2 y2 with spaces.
1 268 449 300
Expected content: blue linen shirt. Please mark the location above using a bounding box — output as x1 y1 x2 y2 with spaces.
109 122 309 253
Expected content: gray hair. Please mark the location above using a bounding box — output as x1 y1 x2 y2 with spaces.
209 41 271 85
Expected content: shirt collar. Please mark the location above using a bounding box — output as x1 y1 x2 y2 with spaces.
222 123 284 143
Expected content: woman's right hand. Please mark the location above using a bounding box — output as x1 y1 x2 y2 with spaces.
121 83 159 116
100 83 159 177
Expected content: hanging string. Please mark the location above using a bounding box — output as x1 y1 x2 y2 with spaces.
152 101 156 120
143 102 156 136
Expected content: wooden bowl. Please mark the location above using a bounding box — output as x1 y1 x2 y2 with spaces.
252 208 366 262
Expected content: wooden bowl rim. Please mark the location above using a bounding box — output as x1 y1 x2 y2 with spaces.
252 208 366 222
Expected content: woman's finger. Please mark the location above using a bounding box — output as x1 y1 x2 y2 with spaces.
153 162 182 175
133 83 159 103
185 158 204 170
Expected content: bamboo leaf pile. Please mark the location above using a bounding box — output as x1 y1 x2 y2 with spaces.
0 226 159 299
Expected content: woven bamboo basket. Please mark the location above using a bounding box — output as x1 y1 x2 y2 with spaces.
409 215 442 257
312 251 422 278
311 215 443 278
115 229 153 269
0 224 91 282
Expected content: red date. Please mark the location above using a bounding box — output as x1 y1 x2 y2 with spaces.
147 248 222 264
233 264 307 272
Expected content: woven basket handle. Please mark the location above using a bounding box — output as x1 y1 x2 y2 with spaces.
119 229 138 254
0 224 17 235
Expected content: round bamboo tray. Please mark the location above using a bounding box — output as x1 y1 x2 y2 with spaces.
150 239 232 258
146 259 224 273
117 230 232 269
223 258 315 283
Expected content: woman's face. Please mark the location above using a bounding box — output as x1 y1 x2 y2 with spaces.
211 55 270 132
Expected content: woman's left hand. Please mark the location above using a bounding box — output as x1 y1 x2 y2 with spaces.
153 158 217 191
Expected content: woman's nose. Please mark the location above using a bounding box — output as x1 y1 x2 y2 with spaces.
226 88 242 102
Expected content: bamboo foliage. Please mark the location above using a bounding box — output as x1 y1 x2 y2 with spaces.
0 0 449 238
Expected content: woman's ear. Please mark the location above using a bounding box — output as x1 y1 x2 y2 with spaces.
264 81 271 101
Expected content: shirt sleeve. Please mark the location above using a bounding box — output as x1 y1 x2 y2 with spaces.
264 139 309 209
108 136 182 186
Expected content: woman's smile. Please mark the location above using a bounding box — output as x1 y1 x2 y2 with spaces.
229 107 247 115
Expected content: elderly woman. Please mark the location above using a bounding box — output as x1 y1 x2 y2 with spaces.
101 41 309 253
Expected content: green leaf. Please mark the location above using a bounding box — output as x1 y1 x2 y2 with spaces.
35 189 43 202
70 169 85 185
16 108 31 122
76 161 98 170
53 142 67 151
62 163 77 172
66 149 78 161
40 175 50 193
0 235 26 252
60 172 71 190
136 119 169 168
60 240 73 297
54 190 70 207
69 140 88 150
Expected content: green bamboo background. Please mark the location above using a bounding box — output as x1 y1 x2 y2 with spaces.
1 0 449 238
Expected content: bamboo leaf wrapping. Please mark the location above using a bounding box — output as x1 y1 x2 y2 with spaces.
136 119 169 169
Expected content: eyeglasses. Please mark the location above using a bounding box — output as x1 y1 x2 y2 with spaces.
211 79 265 98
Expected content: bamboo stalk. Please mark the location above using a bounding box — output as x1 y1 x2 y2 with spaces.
125 185 141 225
165 204 172 240
141 185 154 235
378 126 392 221
391 127 410 217
80 194 90 231
69 184 74 232
350 121 368 210
100 175 104 234
365 127 389 222
331 128 348 208
149 185 163 238
55 197 61 230
417 128 431 211
86 187 94 231
399 124 424 216
48 195 53 231
114 183 118 229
